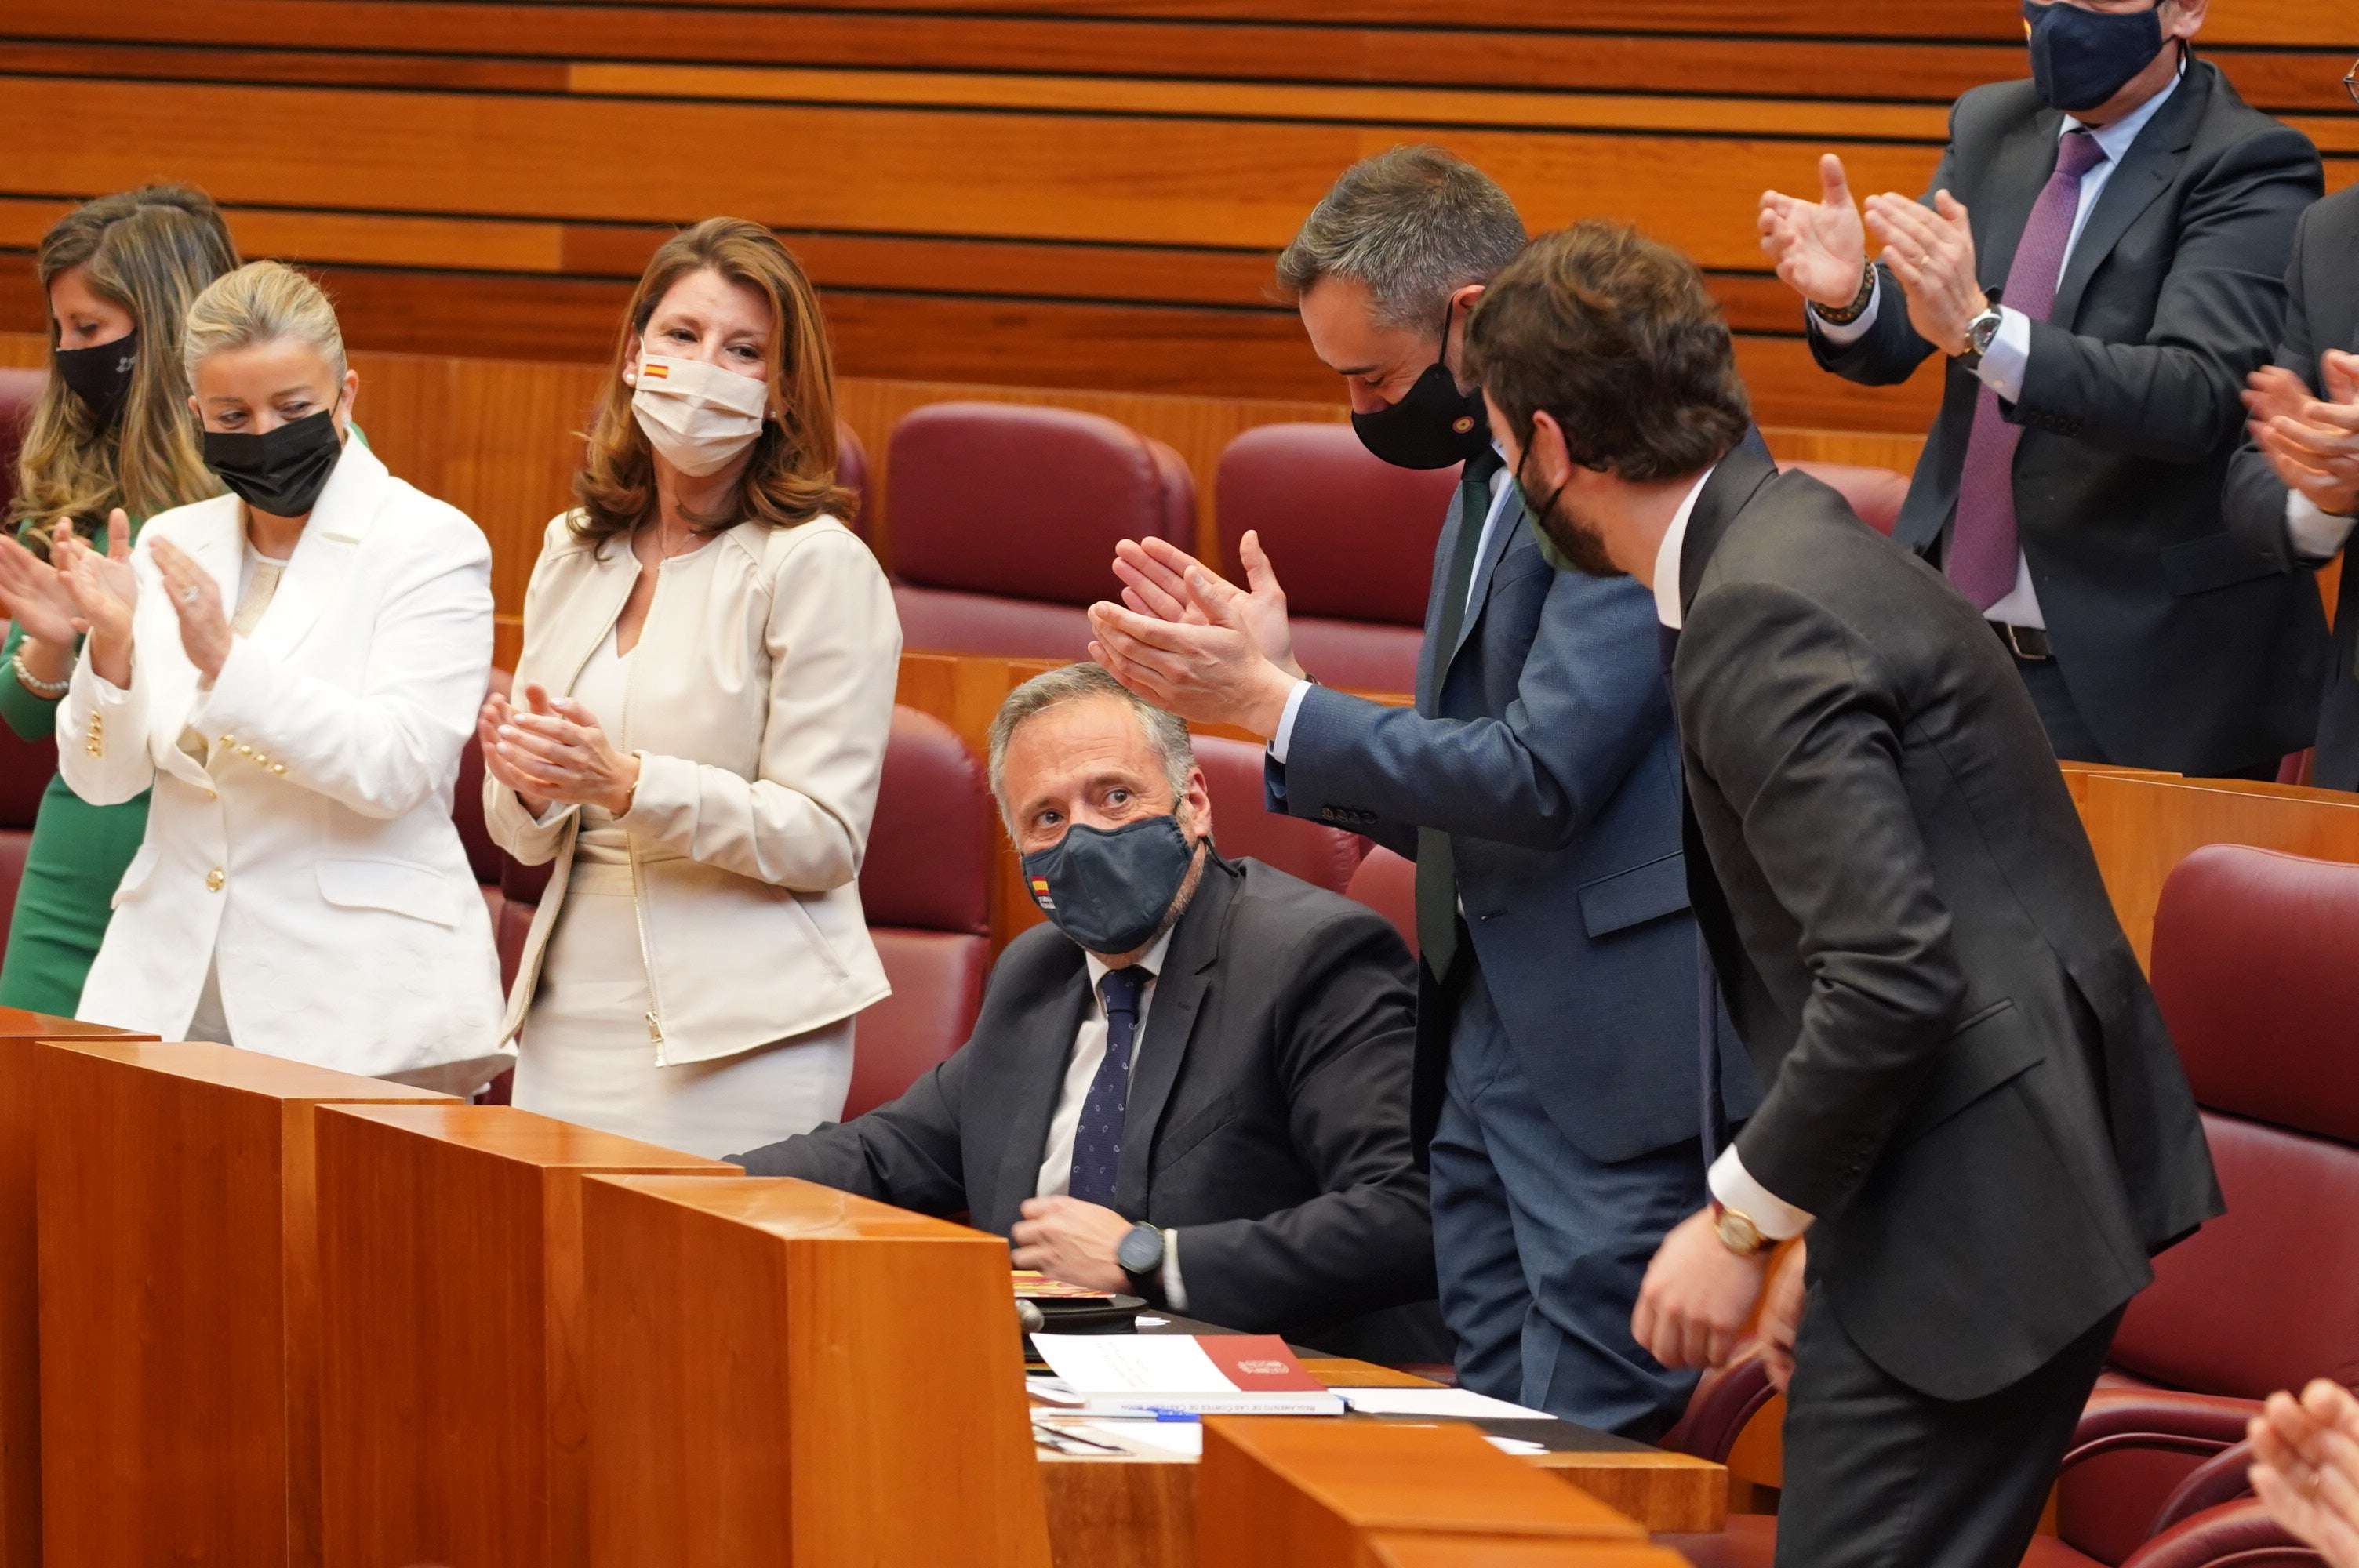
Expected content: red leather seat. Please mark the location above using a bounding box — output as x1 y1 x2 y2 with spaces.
1346 845 1416 958
846 705 995 1118
834 419 871 544
1661 843 2354 1568
0 626 52 964
0 368 45 524
888 401 1194 660
1779 459 1910 537
1217 424 1452 695
1190 733 1363 895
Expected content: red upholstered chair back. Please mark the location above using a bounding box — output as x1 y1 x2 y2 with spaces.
845 705 995 1118
834 419 871 544
1346 846 1416 959
1779 460 1910 537
0 368 45 527
1190 732 1365 895
1217 423 1452 695
2124 845 2359 1399
886 401 1195 660
453 669 511 890
0 616 52 963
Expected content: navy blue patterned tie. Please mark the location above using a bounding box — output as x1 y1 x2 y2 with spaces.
1661 622 1729 1163
1068 966 1149 1206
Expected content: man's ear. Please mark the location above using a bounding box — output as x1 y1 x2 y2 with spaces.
2166 0 2208 41
1528 408 1576 492
1179 764 1213 844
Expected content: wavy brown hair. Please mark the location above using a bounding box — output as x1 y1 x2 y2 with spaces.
9 186 239 544
572 218 852 546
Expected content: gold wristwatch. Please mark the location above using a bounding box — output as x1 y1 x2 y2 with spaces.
1711 1200 1772 1258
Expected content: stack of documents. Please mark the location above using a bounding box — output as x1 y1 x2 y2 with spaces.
1028 1334 1345 1416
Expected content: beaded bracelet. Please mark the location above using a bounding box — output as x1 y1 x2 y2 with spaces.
11 648 67 699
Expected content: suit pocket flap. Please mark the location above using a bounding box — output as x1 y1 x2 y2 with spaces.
1576 852 1691 938
2161 532 2281 597
317 858 461 927
1897 1000 2044 1142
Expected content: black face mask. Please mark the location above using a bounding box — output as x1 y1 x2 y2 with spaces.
1021 815 1198 956
202 407 345 518
1350 299 1492 470
2023 0 2166 113
53 332 139 427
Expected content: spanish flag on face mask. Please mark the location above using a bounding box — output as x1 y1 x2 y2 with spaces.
641 360 670 379
1029 877 1056 910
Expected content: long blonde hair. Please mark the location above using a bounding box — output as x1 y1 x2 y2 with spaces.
572 217 851 547
9 186 239 540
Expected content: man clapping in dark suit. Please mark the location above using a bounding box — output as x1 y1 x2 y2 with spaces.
735 662 1435 1359
1761 0 2321 776
1464 220 2220 1568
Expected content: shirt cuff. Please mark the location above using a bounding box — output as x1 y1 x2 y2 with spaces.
1808 276 1880 347
1267 678 1314 766
2287 488 2359 563
1972 307 2033 406
1708 1144 1814 1240
1159 1229 1187 1313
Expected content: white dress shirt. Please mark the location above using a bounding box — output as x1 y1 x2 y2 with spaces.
1812 69 2184 630
1032 927 1188 1306
1654 464 1815 1240
1271 458 1514 759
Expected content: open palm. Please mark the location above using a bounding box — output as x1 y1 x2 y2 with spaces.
1760 154 1871 309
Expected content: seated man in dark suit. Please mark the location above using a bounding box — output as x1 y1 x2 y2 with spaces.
734 662 1435 1356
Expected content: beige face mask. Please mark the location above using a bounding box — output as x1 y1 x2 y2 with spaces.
628 353 768 477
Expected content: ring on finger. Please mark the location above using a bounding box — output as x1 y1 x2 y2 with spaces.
177 586 200 605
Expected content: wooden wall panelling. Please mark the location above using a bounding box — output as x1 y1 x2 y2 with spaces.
579 1175 1053 1567
33 1040 451 1568
2080 775 2359 967
0 1014 147 1568
312 1105 734 1568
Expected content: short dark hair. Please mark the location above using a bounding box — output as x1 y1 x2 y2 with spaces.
1275 146 1525 330
1463 220 1750 483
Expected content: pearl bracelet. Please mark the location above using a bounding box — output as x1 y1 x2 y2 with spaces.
11 648 68 699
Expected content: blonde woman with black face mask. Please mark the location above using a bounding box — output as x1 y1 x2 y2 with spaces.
481 217 899 1159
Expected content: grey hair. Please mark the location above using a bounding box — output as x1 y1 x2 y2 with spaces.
987 663 1195 833
1276 145 1527 332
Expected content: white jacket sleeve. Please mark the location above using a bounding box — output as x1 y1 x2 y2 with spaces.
55 550 162 808
616 525 900 891
482 517 583 866
192 526 493 821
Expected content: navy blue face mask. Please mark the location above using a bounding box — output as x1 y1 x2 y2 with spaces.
2023 0 2167 114
1021 815 1198 956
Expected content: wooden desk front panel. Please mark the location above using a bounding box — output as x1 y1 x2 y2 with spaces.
581 1175 1052 1568
313 1105 732 1568
0 1015 143 1568
33 1040 447 1568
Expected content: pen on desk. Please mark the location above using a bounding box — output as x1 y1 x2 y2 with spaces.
1032 1421 1127 1454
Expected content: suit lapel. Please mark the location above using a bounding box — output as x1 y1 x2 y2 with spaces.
539 544 642 702
1976 107 2066 296
1678 430 1779 622
1112 859 1238 1218
1450 481 1524 670
983 964 1093 1236
2052 65 2208 330
241 439 384 665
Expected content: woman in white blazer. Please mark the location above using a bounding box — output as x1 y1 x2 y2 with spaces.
479 219 899 1159
53 260 503 1083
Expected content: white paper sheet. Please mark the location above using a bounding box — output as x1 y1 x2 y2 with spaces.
1331 1387 1556 1420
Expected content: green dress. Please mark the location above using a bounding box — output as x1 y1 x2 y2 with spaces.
0 524 150 1018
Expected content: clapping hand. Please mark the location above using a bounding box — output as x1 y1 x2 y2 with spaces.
1088 536 1299 739
2245 351 2359 520
1759 155 1872 310
52 510 138 688
147 539 231 684
2248 1379 2359 1567
481 682 641 818
1862 190 1988 358
0 518 97 650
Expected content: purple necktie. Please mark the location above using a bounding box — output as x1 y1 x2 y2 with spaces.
1948 129 2108 610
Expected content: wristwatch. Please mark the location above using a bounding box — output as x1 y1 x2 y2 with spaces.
1959 303 2006 372
1116 1221 1166 1289
1711 1200 1772 1258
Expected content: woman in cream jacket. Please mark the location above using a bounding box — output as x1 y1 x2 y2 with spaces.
55 260 503 1080
482 218 898 1158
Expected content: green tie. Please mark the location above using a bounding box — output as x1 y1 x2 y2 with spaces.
1415 452 1503 980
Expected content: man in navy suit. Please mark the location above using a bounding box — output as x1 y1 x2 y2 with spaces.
1087 146 1757 1439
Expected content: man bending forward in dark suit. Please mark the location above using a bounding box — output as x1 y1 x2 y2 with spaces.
1464 221 2221 1568
734 662 1434 1356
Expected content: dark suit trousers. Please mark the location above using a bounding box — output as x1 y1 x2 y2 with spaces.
1427 960 1705 1440
1774 1290 2124 1568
